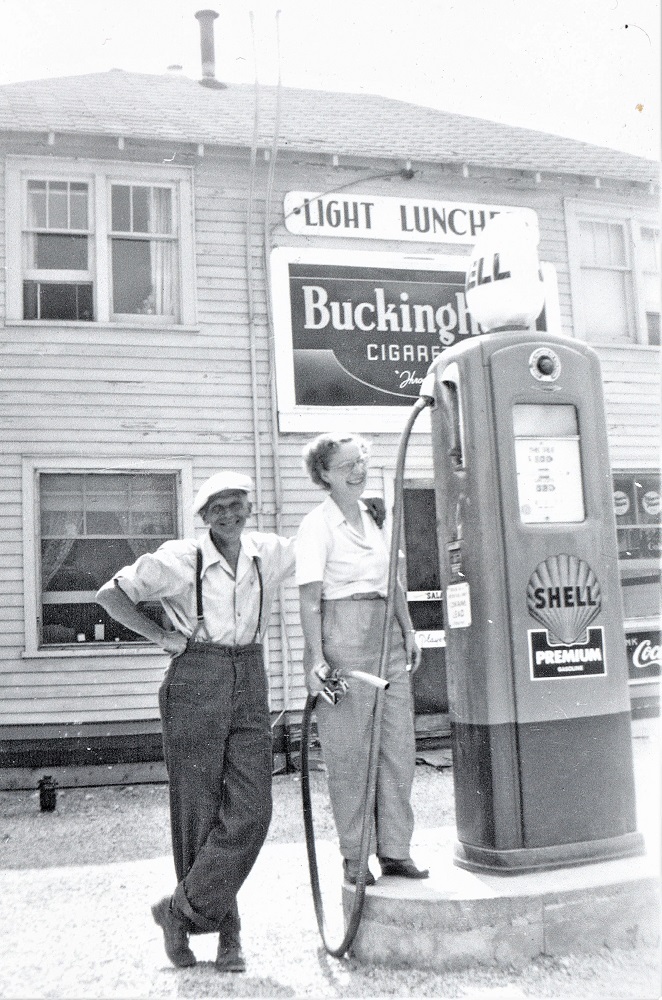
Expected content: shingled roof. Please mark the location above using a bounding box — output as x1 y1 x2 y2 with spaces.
0 69 657 184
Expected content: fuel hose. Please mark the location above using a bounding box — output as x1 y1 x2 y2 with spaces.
300 387 435 957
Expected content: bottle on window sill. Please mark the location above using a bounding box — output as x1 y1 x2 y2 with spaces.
94 621 105 641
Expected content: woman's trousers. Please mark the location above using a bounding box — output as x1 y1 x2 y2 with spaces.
315 597 415 861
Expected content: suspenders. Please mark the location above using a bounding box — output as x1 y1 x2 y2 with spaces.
195 546 264 644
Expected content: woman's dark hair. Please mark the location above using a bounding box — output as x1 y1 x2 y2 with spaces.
302 432 370 490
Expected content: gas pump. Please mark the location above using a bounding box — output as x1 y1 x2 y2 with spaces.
427 214 645 873
301 213 645 960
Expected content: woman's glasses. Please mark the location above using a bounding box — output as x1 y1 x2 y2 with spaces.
327 456 368 473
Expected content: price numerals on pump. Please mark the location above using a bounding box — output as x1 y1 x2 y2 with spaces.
515 437 584 524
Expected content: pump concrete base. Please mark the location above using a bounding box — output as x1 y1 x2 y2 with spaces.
343 839 660 971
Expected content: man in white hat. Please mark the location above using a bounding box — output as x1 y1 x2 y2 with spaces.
96 471 295 972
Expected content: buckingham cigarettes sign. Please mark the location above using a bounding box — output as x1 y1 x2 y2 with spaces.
271 247 560 433
283 191 538 244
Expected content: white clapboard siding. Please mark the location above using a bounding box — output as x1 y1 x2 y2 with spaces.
597 347 661 468
0 149 275 725
0 142 659 730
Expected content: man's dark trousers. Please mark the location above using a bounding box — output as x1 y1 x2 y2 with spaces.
158 641 272 937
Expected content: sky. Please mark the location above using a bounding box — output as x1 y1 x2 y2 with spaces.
0 0 659 159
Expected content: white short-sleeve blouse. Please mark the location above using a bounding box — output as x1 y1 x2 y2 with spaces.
296 496 390 600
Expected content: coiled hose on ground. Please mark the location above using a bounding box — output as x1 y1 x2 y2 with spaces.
300 392 434 957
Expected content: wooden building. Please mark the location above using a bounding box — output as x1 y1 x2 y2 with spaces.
0 44 659 779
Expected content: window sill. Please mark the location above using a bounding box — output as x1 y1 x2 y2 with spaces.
620 558 662 574
22 644 168 659
624 615 661 631
591 341 660 352
4 320 201 333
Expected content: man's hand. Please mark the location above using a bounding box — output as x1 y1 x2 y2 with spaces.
160 631 188 657
404 631 422 674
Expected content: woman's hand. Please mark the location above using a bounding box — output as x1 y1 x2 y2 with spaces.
306 661 328 696
404 630 422 674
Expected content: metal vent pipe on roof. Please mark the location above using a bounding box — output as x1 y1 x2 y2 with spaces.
195 9 227 89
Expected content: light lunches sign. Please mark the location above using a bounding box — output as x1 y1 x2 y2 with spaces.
270 247 561 433
283 191 538 245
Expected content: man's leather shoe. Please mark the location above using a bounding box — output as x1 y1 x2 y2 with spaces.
379 857 429 879
343 858 376 886
151 896 196 968
215 939 246 973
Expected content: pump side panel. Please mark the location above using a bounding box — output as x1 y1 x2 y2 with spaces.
429 340 514 727
430 340 524 849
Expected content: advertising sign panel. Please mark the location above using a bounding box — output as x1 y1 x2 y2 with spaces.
271 248 561 432
625 629 661 683
283 191 539 245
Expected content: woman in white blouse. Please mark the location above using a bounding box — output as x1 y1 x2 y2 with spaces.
297 432 429 885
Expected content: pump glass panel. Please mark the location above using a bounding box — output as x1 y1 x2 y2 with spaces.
513 404 584 523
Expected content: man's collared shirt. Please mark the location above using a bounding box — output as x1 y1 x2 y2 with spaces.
295 495 390 600
115 529 295 645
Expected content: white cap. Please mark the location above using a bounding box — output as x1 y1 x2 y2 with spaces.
193 472 253 514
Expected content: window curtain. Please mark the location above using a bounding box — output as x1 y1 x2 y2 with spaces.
151 188 174 317
42 538 76 588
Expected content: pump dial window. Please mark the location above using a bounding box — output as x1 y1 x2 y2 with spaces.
513 404 585 523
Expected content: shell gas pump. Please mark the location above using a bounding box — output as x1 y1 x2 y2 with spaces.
426 214 645 873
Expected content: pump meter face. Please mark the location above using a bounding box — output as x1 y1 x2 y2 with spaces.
513 404 585 523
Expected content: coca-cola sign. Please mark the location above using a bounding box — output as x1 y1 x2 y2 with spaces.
625 630 661 682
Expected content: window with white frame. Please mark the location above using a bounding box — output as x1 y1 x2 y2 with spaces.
23 179 93 321
110 184 177 317
22 465 191 651
565 200 660 347
6 158 195 325
613 470 661 650
640 226 661 346
40 472 178 646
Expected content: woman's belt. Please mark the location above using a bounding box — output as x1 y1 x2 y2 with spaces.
322 591 386 602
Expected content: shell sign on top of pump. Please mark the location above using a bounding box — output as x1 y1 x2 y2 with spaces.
465 212 546 333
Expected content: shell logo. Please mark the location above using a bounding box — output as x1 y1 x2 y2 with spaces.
526 554 602 645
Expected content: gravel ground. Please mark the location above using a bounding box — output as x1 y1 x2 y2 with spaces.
0 720 659 999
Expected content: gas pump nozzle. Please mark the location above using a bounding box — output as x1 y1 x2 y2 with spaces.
316 664 389 705
347 670 390 690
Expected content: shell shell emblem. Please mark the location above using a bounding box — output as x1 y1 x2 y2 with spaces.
526 554 601 645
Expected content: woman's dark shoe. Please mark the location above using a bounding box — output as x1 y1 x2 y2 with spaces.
343 858 376 886
151 896 196 968
379 857 429 879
